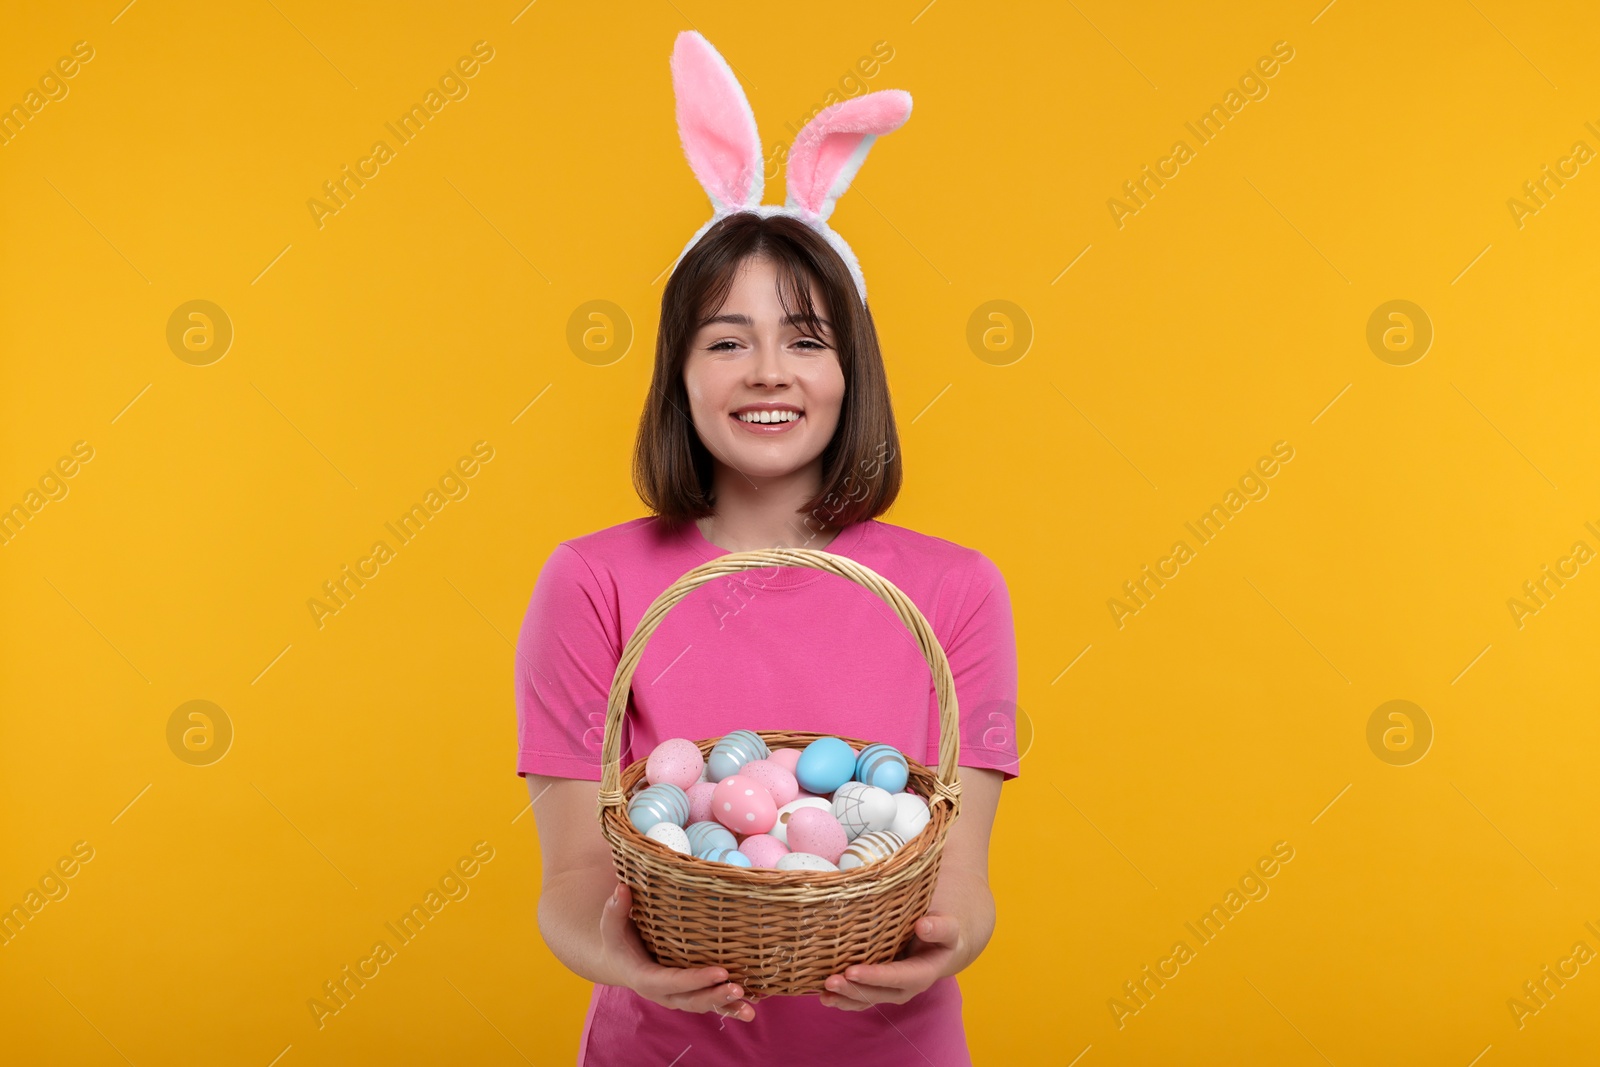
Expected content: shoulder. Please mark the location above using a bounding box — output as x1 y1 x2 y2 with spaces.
860 519 1006 590
544 515 678 574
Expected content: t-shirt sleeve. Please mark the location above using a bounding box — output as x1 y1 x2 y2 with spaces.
514 543 620 782
941 550 1022 781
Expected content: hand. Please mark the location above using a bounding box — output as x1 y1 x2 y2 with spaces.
599 882 756 1022
819 913 964 1010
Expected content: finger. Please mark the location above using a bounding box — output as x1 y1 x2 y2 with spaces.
821 975 906 1008
833 956 938 992
913 914 960 945
640 965 733 998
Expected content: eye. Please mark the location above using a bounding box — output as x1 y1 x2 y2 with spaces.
793 338 828 350
707 339 741 351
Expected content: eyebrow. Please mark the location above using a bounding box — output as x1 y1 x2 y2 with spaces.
700 312 832 332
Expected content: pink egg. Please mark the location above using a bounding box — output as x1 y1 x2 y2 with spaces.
767 748 803 775
686 781 718 825
647 738 705 791
739 833 789 868
785 807 848 864
711 774 777 835
740 759 799 808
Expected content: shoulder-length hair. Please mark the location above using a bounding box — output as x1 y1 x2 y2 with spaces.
632 211 902 536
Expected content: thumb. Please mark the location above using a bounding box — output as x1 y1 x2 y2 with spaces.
914 913 959 945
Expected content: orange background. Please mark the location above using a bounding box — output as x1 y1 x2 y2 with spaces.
2 1 1598 1063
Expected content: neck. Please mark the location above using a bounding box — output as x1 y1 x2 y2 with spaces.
698 459 843 552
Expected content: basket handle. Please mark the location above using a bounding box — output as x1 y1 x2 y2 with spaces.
596 547 962 816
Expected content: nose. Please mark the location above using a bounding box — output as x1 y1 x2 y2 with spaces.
746 337 793 387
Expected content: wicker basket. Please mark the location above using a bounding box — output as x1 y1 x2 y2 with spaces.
596 546 963 1000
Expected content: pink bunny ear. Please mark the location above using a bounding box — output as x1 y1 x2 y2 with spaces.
671 31 764 213
785 90 913 222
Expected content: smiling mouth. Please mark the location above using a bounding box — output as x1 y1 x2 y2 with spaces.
730 410 804 433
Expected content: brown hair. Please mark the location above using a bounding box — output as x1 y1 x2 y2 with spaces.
632 212 902 537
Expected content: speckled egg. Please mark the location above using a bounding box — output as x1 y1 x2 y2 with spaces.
776 852 838 872
707 729 770 781
838 829 906 870
646 738 706 791
738 833 789 868
796 737 857 795
644 822 690 854
711 774 777 834
854 743 909 793
686 821 737 855
890 792 930 842
699 846 753 868
767 748 803 775
686 781 718 825
785 806 849 864
769 797 832 846
740 759 799 808
627 783 689 834
832 781 896 840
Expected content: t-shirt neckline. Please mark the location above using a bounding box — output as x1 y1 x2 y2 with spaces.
674 516 871 590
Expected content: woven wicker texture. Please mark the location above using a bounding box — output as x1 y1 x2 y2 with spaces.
596 547 964 999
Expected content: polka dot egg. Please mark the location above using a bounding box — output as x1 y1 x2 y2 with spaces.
711 774 777 835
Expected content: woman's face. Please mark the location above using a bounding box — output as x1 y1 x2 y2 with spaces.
683 254 845 481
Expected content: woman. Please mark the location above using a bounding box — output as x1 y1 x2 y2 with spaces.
514 211 1020 1065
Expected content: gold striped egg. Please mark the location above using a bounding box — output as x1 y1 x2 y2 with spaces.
837 829 905 870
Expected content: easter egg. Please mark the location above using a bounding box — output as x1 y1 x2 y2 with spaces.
686 781 718 825
838 830 906 870
686 821 738 855
832 781 896 840
796 737 856 795
707 729 770 781
739 833 789 868
769 797 832 845
767 748 803 775
854 743 909 793
740 759 799 808
776 852 838 872
785 807 849 864
890 792 930 842
646 738 705 791
700 846 753 868
644 822 690 854
628 783 689 834
712 774 777 834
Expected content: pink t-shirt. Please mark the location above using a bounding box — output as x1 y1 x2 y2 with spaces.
514 515 1020 1067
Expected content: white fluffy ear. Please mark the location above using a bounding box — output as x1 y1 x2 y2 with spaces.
785 90 912 222
671 31 764 213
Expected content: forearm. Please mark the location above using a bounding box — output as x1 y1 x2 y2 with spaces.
537 864 624 986
929 866 995 975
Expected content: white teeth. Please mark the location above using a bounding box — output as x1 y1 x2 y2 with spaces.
736 410 800 423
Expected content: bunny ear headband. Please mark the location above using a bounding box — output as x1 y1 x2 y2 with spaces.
668 30 913 305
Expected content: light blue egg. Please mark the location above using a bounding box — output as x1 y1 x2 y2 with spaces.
855 743 909 793
685 821 737 855
699 846 753 868
628 783 689 834
707 729 770 781
796 737 857 795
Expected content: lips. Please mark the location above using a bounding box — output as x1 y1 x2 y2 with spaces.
730 410 803 435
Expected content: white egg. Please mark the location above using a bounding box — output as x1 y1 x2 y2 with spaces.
838 830 905 870
889 792 930 842
831 782 896 841
769 797 832 846
776 851 838 872
644 822 691 854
